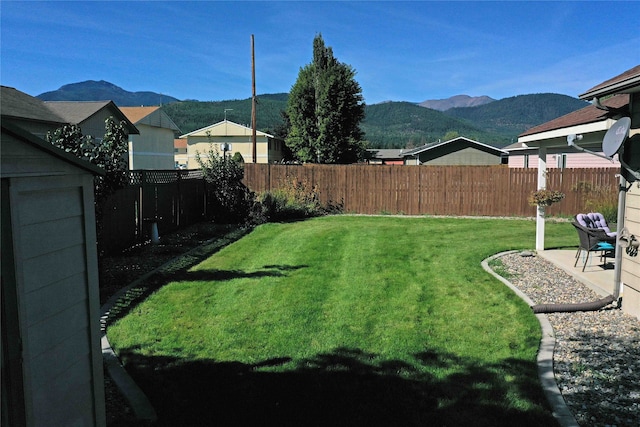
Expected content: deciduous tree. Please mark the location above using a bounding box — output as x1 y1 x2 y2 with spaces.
46 117 129 204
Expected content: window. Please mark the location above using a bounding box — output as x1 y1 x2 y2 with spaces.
523 154 529 168
556 153 567 169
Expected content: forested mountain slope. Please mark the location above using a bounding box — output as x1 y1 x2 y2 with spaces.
35 80 588 149
443 93 589 137
37 80 179 106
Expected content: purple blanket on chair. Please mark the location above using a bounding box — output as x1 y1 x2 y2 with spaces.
576 213 617 237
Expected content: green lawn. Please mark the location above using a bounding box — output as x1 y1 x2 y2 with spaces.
108 216 576 426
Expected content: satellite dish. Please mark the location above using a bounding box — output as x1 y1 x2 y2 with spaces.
602 117 631 157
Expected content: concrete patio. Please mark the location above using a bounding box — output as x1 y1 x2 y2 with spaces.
538 249 616 298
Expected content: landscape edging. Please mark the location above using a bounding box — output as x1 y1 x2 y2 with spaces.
482 251 579 427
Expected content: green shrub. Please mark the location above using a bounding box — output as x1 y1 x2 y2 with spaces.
572 181 618 223
196 144 256 224
257 175 343 222
231 152 245 163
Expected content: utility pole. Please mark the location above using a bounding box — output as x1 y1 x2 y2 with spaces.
251 34 257 163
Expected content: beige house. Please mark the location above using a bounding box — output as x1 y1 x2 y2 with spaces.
524 65 640 319
402 136 507 166
578 65 640 319
180 120 285 167
1 120 106 426
120 107 181 170
174 138 188 168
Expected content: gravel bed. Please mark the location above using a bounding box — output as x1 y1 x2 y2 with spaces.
498 252 640 427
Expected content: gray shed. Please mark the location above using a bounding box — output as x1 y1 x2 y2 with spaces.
1 121 106 426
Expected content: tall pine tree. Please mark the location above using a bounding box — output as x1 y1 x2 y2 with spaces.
286 34 366 163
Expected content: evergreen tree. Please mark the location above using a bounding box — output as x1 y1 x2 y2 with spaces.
286 34 366 163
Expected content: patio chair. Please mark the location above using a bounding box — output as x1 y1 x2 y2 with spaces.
572 213 616 271
586 212 617 238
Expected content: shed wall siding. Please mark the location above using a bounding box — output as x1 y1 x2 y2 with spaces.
4 162 105 426
4 119 62 140
1 134 82 177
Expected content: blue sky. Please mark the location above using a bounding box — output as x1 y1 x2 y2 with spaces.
2 1 639 104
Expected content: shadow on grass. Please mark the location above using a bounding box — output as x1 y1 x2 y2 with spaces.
107 263 308 327
117 346 558 427
165 264 309 282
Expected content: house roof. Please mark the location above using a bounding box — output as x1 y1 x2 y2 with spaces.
120 106 181 131
0 86 67 126
502 141 529 152
366 149 404 160
119 106 160 123
180 120 274 138
580 64 640 100
44 101 139 134
1 119 105 176
519 94 629 137
402 136 506 157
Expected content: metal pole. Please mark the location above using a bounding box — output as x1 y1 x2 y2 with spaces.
613 173 627 301
251 34 257 163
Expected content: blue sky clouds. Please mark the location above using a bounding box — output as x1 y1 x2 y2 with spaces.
2 1 639 104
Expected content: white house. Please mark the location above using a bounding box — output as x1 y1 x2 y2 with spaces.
577 65 640 320
120 106 181 170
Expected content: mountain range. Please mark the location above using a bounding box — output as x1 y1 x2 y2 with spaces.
37 80 589 148
418 95 495 111
37 80 179 106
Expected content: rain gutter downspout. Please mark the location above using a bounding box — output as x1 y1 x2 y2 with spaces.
612 173 626 302
532 119 626 314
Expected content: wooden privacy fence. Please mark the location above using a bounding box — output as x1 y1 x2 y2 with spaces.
97 165 619 254
99 170 208 254
243 164 620 217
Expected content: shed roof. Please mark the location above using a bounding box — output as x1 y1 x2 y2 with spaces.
1 119 105 176
45 101 139 134
0 86 67 125
519 94 629 137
